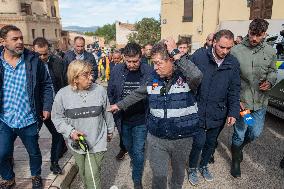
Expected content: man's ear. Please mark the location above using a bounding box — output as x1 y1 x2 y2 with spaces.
0 37 4 44
263 32 268 38
212 40 217 48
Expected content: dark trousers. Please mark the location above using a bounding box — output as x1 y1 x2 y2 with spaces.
0 121 42 180
200 126 224 167
188 129 206 168
119 126 127 152
43 118 66 163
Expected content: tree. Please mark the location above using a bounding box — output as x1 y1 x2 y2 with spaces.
128 17 161 46
94 23 116 44
84 32 96 36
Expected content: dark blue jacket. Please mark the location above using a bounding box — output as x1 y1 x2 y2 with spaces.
140 56 152 66
146 72 200 139
191 47 240 129
63 50 98 80
107 63 153 129
116 55 203 139
0 47 53 124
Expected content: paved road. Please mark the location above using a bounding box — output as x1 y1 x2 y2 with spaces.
70 113 284 189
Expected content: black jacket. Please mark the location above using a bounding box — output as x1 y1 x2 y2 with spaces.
107 63 153 130
191 47 240 129
63 50 98 80
46 55 67 93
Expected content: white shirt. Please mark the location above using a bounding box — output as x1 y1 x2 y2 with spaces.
212 48 224 67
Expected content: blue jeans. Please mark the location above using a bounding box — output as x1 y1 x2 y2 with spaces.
0 121 42 180
122 124 147 184
232 108 266 147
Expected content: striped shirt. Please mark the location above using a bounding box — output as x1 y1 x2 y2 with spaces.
0 52 36 128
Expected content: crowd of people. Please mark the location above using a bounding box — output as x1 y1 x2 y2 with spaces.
0 18 282 189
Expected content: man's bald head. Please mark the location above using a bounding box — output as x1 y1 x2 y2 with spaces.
206 33 215 47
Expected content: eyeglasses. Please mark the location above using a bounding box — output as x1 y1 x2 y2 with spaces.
78 71 94 79
160 86 166 95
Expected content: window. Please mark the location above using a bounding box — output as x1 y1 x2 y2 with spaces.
250 0 273 19
42 29 45 38
51 6 57 17
183 0 193 22
32 29 35 39
21 3 32 15
55 29 58 38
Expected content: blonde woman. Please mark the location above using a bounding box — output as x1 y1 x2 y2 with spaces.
51 60 114 189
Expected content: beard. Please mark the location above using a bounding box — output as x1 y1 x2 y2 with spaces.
6 46 24 56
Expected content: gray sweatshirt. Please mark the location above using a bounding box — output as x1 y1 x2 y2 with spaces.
51 84 114 154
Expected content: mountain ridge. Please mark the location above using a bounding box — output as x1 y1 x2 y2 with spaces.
63 26 99 33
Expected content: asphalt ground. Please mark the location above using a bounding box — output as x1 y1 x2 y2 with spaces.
70 113 284 189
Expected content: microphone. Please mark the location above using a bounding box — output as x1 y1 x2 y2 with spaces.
240 109 255 127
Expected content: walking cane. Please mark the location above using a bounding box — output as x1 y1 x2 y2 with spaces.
78 136 97 189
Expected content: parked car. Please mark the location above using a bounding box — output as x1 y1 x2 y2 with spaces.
266 32 284 119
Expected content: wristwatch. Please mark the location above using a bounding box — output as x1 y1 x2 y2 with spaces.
169 48 180 58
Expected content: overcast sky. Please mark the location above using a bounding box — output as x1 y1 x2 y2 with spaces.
59 0 161 27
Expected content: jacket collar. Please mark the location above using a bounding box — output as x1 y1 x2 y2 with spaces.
72 50 88 58
0 46 34 67
122 61 149 76
241 35 264 53
206 47 234 70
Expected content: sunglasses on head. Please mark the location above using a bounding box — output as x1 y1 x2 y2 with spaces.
160 86 166 95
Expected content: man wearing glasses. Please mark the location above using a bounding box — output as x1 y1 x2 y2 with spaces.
107 43 152 189
108 38 203 189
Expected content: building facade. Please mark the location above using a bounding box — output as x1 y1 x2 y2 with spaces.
0 0 62 48
115 21 136 48
161 0 284 52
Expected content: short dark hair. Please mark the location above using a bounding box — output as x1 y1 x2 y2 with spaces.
214 30 234 42
33 37 49 47
249 19 269 34
113 49 121 55
74 36 85 43
177 38 189 47
151 41 170 60
143 43 153 48
237 35 243 40
0 25 21 39
123 43 142 57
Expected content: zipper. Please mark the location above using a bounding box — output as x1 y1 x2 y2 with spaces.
164 93 167 119
252 51 255 110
